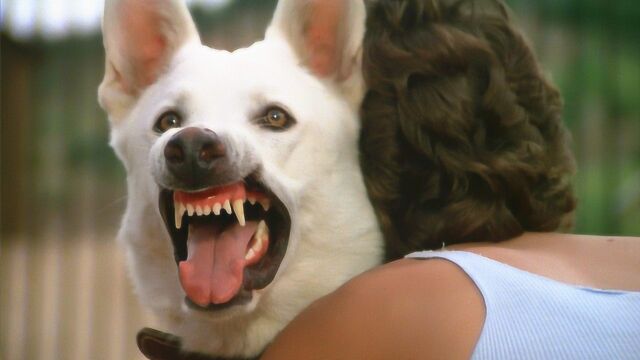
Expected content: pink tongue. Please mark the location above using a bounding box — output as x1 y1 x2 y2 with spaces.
179 221 258 306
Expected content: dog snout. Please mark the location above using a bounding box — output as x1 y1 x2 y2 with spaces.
164 127 227 187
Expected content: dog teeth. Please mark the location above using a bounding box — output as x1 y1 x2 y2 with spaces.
254 220 268 252
245 220 268 261
212 203 222 215
223 200 232 215
232 199 245 226
175 203 185 229
173 195 272 230
259 198 270 211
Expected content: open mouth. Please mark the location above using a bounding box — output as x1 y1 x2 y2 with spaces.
158 173 291 311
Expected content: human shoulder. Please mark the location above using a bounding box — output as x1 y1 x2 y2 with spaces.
262 258 484 360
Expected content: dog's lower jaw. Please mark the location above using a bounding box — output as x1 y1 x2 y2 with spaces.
123 218 382 357
117 204 282 357
178 307 286 358
175 226 382 358
120 165 383 358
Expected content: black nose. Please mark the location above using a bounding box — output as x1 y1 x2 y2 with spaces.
164 127 226 187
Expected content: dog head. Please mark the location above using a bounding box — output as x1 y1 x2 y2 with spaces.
99 0 382 356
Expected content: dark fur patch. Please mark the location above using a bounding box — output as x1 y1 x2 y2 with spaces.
360 0 577 260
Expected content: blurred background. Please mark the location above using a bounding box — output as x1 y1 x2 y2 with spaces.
1 0 638 359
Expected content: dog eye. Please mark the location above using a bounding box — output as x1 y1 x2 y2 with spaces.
257 107 295 130
154 111 182 133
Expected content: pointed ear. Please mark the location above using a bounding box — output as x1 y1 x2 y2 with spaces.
99 0 200 116
268 0 366 84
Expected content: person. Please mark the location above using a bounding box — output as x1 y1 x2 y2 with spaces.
261 0 640 358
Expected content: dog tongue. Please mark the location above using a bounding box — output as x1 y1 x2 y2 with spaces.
179 221 258 306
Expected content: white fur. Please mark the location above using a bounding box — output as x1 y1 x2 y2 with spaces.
99 0 382 357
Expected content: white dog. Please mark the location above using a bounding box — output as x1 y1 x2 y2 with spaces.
98 0 383 357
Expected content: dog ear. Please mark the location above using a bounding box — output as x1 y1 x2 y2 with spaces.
268 0 366 93
99 0 200 116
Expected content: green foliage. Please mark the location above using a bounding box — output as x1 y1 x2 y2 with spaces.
506 0 640 235
508 0 640 40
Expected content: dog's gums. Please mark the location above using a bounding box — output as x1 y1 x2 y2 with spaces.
158 176 291 310
173 184 271 229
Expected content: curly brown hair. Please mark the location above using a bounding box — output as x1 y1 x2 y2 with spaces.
359 0 577 260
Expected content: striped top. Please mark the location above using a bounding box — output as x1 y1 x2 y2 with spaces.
406 250 640 359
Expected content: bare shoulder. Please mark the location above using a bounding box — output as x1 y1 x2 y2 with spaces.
262 258 484 360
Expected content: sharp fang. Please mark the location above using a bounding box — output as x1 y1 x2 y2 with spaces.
248 197 256 205
187 204 195 216
233 200 245 226
195 205 203 216
259 199 271 211
203 205 211 216
254 220 268 252
223 200 232 214
246 220 268 261
175 203 185 229
212 203 221 215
